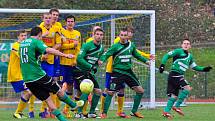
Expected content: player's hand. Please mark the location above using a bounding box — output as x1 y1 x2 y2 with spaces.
74 40 79 47
159 64 165 73
41 54 49 61
98 60 103 66
65 54 75 59
150 54 155 61
42 31 49 37
203 66 212 72
91 66 97 73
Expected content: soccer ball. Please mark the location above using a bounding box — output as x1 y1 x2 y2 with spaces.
80 79 94 94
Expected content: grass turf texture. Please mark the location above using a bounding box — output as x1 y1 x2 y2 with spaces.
0 104 215 121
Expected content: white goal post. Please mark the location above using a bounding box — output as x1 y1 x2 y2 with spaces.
0 9 156 108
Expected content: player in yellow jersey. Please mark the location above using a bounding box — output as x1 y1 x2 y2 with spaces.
38 13 62 118
100 26 154 118
7 30 33 119
60 15 81 118
85 26 101 43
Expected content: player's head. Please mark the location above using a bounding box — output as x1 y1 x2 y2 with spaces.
65 15 76 29
42 13 51 25
92 26 101 35
126 25 134 40
119 28 128 42
30 27 42 40
181 38 191 50
49 8 60 22
93 28 104 44
17 30 27 42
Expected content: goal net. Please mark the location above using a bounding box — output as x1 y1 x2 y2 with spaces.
0 9 156 109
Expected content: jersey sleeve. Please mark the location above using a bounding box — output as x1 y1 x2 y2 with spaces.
132 44 148 63
11 42 19 57
189 55 204 71
77 44 93 70
35 40 48 54
136 49 150 59
100 45 116 63
161 49 179 65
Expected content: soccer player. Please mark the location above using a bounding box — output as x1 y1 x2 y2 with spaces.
7 30 33 119
73 28 104 118
100 26 153 118
99 28 150 119
19 27 84 121
159 38 212 119
85 26 101 43
39 12 62 118
60 15 81 118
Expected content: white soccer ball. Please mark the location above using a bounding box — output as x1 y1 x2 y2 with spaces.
80 79 94 94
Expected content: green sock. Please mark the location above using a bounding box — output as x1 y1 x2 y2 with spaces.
58 93 76 108
89 93 100 114
164 97 177 112
52 109 67 121
78 93 89 113
175 90 190 108
131 93 143 113
103 94 113 114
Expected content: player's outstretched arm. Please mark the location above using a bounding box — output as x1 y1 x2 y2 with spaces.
46 48 74 59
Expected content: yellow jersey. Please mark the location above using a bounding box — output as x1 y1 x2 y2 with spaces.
106 37 150 73
39 24 61 64
7 42 23 82
86 37 93 43
60 29 81 66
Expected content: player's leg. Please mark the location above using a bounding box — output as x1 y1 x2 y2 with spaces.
25 76 67 121
100 72 111 113
12 81 32 119
124 70 144 118
173 80 191 116
101 72 124 118
163 72 180 119
88 83 102 118
28 95 36 118
61 65 74 118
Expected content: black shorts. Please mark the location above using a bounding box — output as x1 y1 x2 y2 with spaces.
109 70 140 91
72 67 99 91
25 74 61 101
167 71 189 96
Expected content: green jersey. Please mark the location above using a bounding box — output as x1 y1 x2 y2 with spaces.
77 40 104 72
19 37 48 83
161 48 205 75
100 41 148 74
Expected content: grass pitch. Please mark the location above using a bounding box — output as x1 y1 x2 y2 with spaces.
0 104 215 121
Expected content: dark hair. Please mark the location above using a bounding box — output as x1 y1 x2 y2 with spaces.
17 30 27 36
30 27 42 36
94 28 104 34
49 8 59 14
121 27 128 32
65 15 76 22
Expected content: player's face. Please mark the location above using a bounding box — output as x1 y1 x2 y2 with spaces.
18 33 27 41
94 31 104 43
127 30 134 40
43 14 51 25
119 31 128 42
93 26 101 35
181 40 191 50
51 11 59 22
66 18 75 29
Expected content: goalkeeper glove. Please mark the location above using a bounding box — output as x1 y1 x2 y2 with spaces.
203 66 212 72
159 64 165 73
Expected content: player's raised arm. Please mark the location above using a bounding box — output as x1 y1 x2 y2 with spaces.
132 44 149 64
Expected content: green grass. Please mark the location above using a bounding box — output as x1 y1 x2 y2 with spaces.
1 104 215 121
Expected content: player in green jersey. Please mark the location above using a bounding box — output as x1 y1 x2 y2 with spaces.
98 28 150 119
159 38 212 119
19 27 84 121
72 28 104 119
